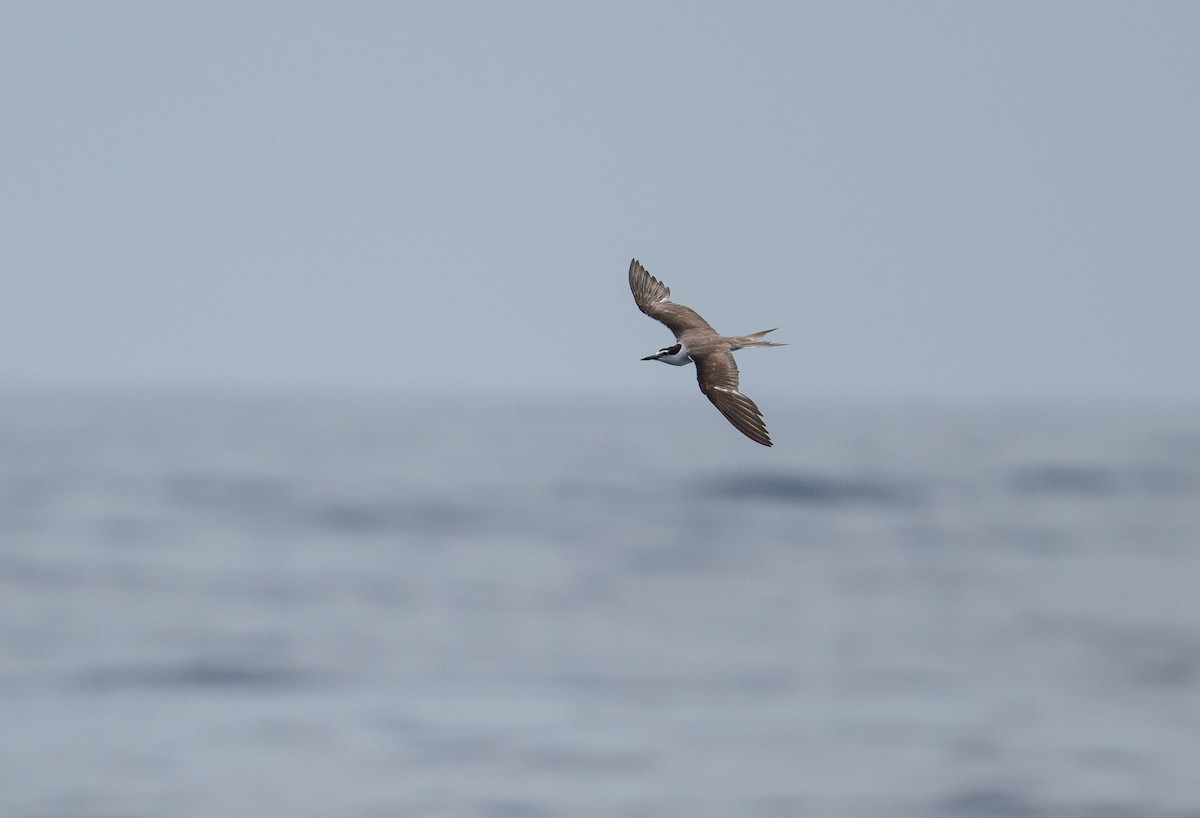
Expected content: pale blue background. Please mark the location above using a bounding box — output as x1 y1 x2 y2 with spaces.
3 2 1198 401
4 7 1200 815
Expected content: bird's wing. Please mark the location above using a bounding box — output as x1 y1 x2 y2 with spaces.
629 258 717 338
694 351 773 447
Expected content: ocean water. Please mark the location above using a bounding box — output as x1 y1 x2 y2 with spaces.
2 392 1199 818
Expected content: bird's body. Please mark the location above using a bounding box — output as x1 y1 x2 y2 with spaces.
629 258 784 447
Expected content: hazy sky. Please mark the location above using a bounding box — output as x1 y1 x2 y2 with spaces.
3 2 1198 402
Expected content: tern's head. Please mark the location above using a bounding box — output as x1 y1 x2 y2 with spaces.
641 343 690 366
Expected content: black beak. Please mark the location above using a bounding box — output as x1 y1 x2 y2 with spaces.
641 354 658 361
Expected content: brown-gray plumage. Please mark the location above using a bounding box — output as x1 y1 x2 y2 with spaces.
629 258 784 447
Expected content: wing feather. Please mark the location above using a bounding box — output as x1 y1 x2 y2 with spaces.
694 351 773 447
629 258 716 338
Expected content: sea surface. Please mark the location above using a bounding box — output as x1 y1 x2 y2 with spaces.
2 392 1199 818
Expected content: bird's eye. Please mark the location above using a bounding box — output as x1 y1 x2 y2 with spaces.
664 344 681 355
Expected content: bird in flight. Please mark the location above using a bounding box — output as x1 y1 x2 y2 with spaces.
629 258 784 447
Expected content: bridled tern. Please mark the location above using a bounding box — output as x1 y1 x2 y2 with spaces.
629 258 785 447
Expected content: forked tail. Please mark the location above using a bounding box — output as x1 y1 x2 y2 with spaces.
729 328 787 349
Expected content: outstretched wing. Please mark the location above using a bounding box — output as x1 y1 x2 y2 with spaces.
694 351 773 447
629 258 716 338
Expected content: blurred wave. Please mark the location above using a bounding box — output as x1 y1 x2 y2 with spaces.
1009 464 1197 499
698 471 922 507
1 394 1198 817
